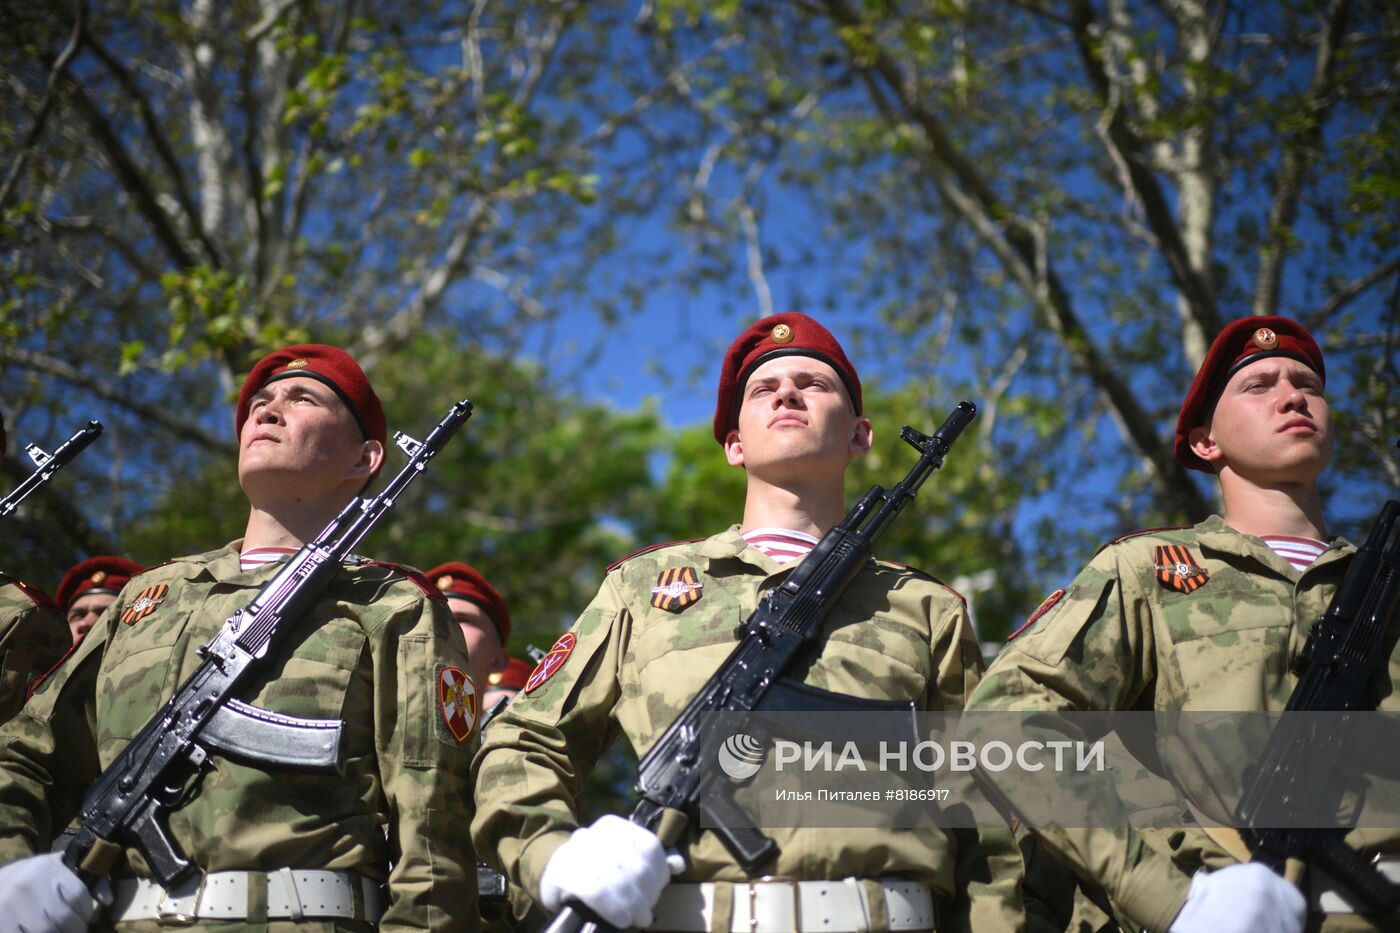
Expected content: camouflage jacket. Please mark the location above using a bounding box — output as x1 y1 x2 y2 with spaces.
0 573 69 724
967 515 1395 931
472 527 1022 930
0 542 479 931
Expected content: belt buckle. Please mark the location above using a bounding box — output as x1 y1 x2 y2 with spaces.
746 876 800 933
157 875 205 927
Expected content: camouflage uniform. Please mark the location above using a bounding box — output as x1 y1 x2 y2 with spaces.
473 527 1021 930
969 516 1398 932
0 542 479 931
0 573 69 724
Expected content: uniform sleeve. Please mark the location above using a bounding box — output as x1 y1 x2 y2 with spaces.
965 547 1192 931
926 587 983 712
0 606 111 863
0 590 70 724
471 575 628 900
372 582 479 930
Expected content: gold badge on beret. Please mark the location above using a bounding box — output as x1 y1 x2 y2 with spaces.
1251 328 1278 351
770 323 793 344
437 574 454 590
286 358 310 370
90 571 107 585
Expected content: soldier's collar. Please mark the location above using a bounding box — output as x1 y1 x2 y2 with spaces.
202 540 250 582
1195 514 1356 576
697 525 785 575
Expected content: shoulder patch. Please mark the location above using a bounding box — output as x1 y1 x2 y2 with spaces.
0 572 60 610
360 561 447 602
524 632 577 693
606 538 706 574
1096 525 1193 555
436 663 476 744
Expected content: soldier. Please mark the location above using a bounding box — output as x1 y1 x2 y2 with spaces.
54 556 143 647
473 312 1014 932
968 316 1392 932
0 413 72 725
427 561 511 700
0 344 478 930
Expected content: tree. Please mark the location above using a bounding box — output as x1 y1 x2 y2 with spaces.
0 0 692 577
634 0 1398 556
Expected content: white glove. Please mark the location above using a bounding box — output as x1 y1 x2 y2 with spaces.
540 815 684 929
1168 863 1305 933
0 852 101 933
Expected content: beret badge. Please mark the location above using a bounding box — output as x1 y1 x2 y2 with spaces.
286 358 310 370
1251 328 1278 351
770 323 794 344
437 574 453 590
90 571 107 585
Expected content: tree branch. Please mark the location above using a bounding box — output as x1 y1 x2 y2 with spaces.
244 0 305 43
56 71 197 268
0 0 84 213
1252 0 1353 316
80 29 224 267
1308 256 1400 327
821 0 1211 519
0 348 233 454
1065 0 1223 344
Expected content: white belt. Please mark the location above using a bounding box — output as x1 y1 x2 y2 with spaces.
648 878 936 932
110 869 384 923
1311 856 1400 914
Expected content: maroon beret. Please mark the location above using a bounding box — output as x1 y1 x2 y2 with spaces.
1174 315 1325 472
235 344 387 450
56 556 144 609
488 655 533 691
712 312 862 444
426 561 511 643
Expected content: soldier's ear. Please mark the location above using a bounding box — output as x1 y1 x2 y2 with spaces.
350 439 385 479
723 428 746 468
1187 424 1222 470
849 417 873 458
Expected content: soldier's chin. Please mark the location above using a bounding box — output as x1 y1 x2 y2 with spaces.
237 462 303 496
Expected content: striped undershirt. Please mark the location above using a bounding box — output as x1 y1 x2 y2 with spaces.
239 546 298 573
742 527 818 565
1260 535 1328 572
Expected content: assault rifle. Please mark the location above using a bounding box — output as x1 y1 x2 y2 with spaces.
0 420 102 521
1234 498 1400 914
545 401 977 933
62 400 473 887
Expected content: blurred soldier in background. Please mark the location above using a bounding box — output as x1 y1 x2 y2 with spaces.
54 555 143 647
484 655 532 713
427 560 511 695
